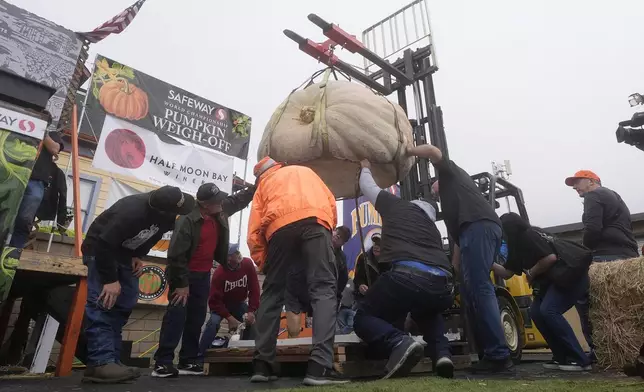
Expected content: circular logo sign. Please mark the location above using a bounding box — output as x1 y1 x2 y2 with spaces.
18 119 35 133
138 265 167 301
215 108 226 121
104 128 146 169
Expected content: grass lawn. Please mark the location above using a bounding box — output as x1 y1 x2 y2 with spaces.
276 377 642 392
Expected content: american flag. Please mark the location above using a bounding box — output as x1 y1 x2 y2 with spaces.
77 0 147 44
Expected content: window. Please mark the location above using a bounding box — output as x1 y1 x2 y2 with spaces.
65 173 102 233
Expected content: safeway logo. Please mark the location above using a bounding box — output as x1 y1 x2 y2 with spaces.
0 107 47 140
19 119 35 133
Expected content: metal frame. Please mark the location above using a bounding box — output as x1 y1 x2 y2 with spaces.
283 1 528 218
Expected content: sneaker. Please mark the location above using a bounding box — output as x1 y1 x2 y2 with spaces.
303 360 350 386
559 361 592 372
435 356 454 379
151 364 179 378
82 363 138 384
177 363 204 376
542 360 561 370
382 337 424 379
469 357 515 374
588 350 598 364
250 360 279 383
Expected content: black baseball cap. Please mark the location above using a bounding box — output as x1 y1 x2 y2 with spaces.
197 183 228 205
149 186 195 215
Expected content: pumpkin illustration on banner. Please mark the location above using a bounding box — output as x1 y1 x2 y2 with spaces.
104 128 146 169
91 58 150 121
99 79 149 120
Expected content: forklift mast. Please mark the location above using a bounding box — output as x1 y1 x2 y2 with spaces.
285 0 445 204
284 0 528 220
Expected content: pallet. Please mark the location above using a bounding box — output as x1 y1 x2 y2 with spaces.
203 338 471 378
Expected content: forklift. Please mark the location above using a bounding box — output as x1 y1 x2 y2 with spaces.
284 0 547 361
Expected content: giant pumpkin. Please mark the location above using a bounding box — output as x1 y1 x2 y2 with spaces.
99 79 149 121
258 80 415 198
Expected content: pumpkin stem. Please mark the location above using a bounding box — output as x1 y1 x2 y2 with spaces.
116 77 132 94
299 106 316 124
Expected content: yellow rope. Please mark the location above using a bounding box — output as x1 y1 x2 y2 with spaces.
132 327 160 345
138 342 159 358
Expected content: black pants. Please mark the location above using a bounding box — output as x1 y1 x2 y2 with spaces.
154 271 210 365
254 219 338 368
353 266 454 361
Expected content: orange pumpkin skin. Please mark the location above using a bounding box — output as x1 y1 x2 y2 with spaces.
99 79 149 121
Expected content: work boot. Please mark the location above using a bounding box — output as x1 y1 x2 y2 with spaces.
82 363 138 384
250 359 279 383
303 360 349 386
383 336 424 379
117 361 141 378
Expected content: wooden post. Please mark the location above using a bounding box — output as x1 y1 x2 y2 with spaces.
55 104 87 376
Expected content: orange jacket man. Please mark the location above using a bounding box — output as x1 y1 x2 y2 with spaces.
248 157 346 386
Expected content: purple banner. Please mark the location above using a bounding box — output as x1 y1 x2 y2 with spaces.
342 185 399 278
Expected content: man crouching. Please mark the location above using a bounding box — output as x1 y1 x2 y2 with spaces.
353 159 455 379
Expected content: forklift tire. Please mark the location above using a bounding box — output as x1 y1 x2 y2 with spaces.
498 296 524 364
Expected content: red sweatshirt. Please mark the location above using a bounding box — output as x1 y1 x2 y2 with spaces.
208 257 260 318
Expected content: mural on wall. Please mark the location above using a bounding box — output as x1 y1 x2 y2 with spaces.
0 106 48 303
342 185 399 278
0 0 83 132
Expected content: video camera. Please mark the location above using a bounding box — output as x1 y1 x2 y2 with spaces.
616 93 644 151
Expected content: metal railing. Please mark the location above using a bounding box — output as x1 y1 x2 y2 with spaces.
361 0 437 74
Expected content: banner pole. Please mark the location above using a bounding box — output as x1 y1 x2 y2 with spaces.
46 88 90 252
236 158 249 245
56 104 87 377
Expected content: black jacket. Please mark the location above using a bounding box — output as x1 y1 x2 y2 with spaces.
353 249 389 299
82 194 177 284
36 167 68 228
166 186 255 289
582 187 639 258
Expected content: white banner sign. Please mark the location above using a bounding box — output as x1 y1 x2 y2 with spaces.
93 115 234 194
0 106 47 140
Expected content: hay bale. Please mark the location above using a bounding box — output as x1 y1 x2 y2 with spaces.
589 257 644 369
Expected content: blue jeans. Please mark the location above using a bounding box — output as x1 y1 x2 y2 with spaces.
459 220 510 360
353 267 454 361
531 273 590 366
154 271 210 366
336 307 356 334
198 302 248 356
84 255 139 367
575 254 622 355
10 180 45 248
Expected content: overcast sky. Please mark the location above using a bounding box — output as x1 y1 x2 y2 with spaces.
13 0 644 253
